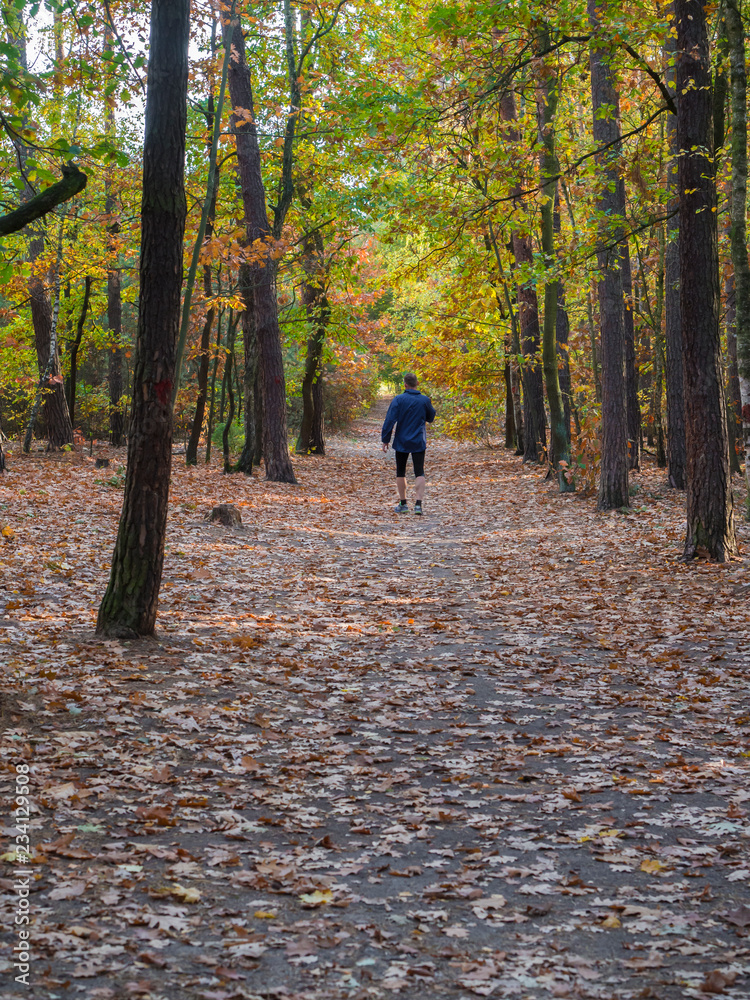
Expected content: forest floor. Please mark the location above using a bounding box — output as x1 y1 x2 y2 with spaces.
1 402 750 1000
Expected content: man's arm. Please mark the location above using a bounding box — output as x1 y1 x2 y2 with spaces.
381 398 399 449
425 397 436 423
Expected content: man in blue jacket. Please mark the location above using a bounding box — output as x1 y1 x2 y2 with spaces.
381 373 436 515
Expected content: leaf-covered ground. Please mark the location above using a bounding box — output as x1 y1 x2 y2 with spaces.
1 405 749 1000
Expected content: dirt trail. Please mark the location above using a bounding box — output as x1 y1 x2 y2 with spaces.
0 410 749 1000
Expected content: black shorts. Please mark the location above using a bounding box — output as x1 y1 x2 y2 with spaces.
395 450 425 478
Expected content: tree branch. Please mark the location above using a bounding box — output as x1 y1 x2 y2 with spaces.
621 42 677 114
0 163 88 237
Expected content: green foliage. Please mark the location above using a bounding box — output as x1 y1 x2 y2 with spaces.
212 420 244 452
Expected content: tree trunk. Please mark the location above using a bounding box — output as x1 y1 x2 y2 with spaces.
222 327 237 475
500 93 545 462
512 235 547 464
588 0 629 510
504 359 516 449
107 261 124 446
296 229 328 455
509 300 524 455
726 275 742 474
676 0 737 559
553 193 572 443
186 270 215 466
97 0 190 637
227 20 296 483
535 43 571 490
28 240 74 448
206 307 224 464
186 109 220 468
234 265 259 474
664 27 687 488
105 81 124 448
8 11 73 448
725 0 750 500
654 332 667 467
66 275 93 427
618 207 641 470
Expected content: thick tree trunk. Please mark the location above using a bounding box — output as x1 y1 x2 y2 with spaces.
588 0 629 509
676 0 737 559
725 0 750 499
228 21 296 483
97 0 190 637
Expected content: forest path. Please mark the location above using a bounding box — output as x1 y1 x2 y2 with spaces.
0 411 749 999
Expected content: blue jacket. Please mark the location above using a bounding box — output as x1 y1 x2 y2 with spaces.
381 389 436 452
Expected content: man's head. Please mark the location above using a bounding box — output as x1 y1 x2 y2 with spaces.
403 372 418 388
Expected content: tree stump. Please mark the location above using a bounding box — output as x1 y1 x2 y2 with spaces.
206 503 242 527
95 458 110 468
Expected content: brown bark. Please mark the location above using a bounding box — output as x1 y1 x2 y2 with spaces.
664 12 687 489
228 20 296 483
500 92 545 462
97 0 190 637
618 203 641 470
66 275 93 427
553 193 572 444
107 260 124 447
296 229 328 455
504 359 516 449
187 117 220 468
11 15 73 450
235 265 259 474
676 0 737 559
28 238 74 449
588 0 629 509
0 164 87 236
186 268 215 466
511 233 547 463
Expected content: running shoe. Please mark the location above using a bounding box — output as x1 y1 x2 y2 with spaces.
414 501 423 516
395 501 408 514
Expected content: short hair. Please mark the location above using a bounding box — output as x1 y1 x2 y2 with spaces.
403 372 418 387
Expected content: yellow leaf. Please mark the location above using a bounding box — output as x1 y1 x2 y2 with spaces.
299 889 332 907
168 883 201 903
602 914 621 928
1 526 15 539
254 910 277 919
640 859 665 874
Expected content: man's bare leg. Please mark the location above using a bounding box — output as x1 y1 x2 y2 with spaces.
397 477 407 502
415 475 426 501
